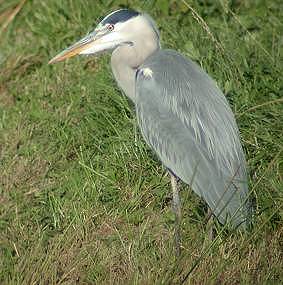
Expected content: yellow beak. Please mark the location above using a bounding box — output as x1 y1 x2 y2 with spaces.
48 33 96 64
49 30 128 64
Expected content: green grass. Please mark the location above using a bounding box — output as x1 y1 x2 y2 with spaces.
0 0 282 284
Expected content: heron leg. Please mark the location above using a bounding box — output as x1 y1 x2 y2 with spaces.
206 208 214 241
170 172 181 257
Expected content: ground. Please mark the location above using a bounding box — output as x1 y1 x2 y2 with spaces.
0 0 282 284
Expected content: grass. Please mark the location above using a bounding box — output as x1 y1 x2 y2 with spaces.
0 0 282 284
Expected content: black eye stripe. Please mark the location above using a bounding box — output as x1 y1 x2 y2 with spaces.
101 9 140 25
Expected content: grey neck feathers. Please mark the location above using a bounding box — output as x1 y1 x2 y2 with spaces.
110 22 160 103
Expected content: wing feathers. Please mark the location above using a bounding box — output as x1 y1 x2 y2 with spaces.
136 49 252 227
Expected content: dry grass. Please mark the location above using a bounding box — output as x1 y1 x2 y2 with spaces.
0 0 282 284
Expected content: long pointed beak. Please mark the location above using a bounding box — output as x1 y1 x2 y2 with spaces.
48 33 97 64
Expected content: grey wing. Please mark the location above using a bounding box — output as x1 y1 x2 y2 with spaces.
135 49 252 227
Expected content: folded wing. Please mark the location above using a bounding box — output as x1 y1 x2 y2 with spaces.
135 49 252 227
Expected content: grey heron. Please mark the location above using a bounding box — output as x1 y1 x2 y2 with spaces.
49 9 252 255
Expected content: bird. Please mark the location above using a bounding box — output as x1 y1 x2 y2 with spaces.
49 9 253 255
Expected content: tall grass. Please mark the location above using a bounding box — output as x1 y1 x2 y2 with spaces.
0 0 282 284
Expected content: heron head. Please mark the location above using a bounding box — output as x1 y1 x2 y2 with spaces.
49 9 159 64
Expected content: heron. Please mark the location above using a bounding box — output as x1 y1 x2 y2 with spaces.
49 9 252 255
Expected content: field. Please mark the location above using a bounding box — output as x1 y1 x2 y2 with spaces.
0 0 282 284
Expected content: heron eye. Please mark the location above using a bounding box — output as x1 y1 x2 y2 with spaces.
107 24 114 31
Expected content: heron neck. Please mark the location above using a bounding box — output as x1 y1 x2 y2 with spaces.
111 39 160 103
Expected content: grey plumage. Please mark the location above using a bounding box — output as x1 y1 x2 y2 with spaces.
49 9 253 234
136 49 250 226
